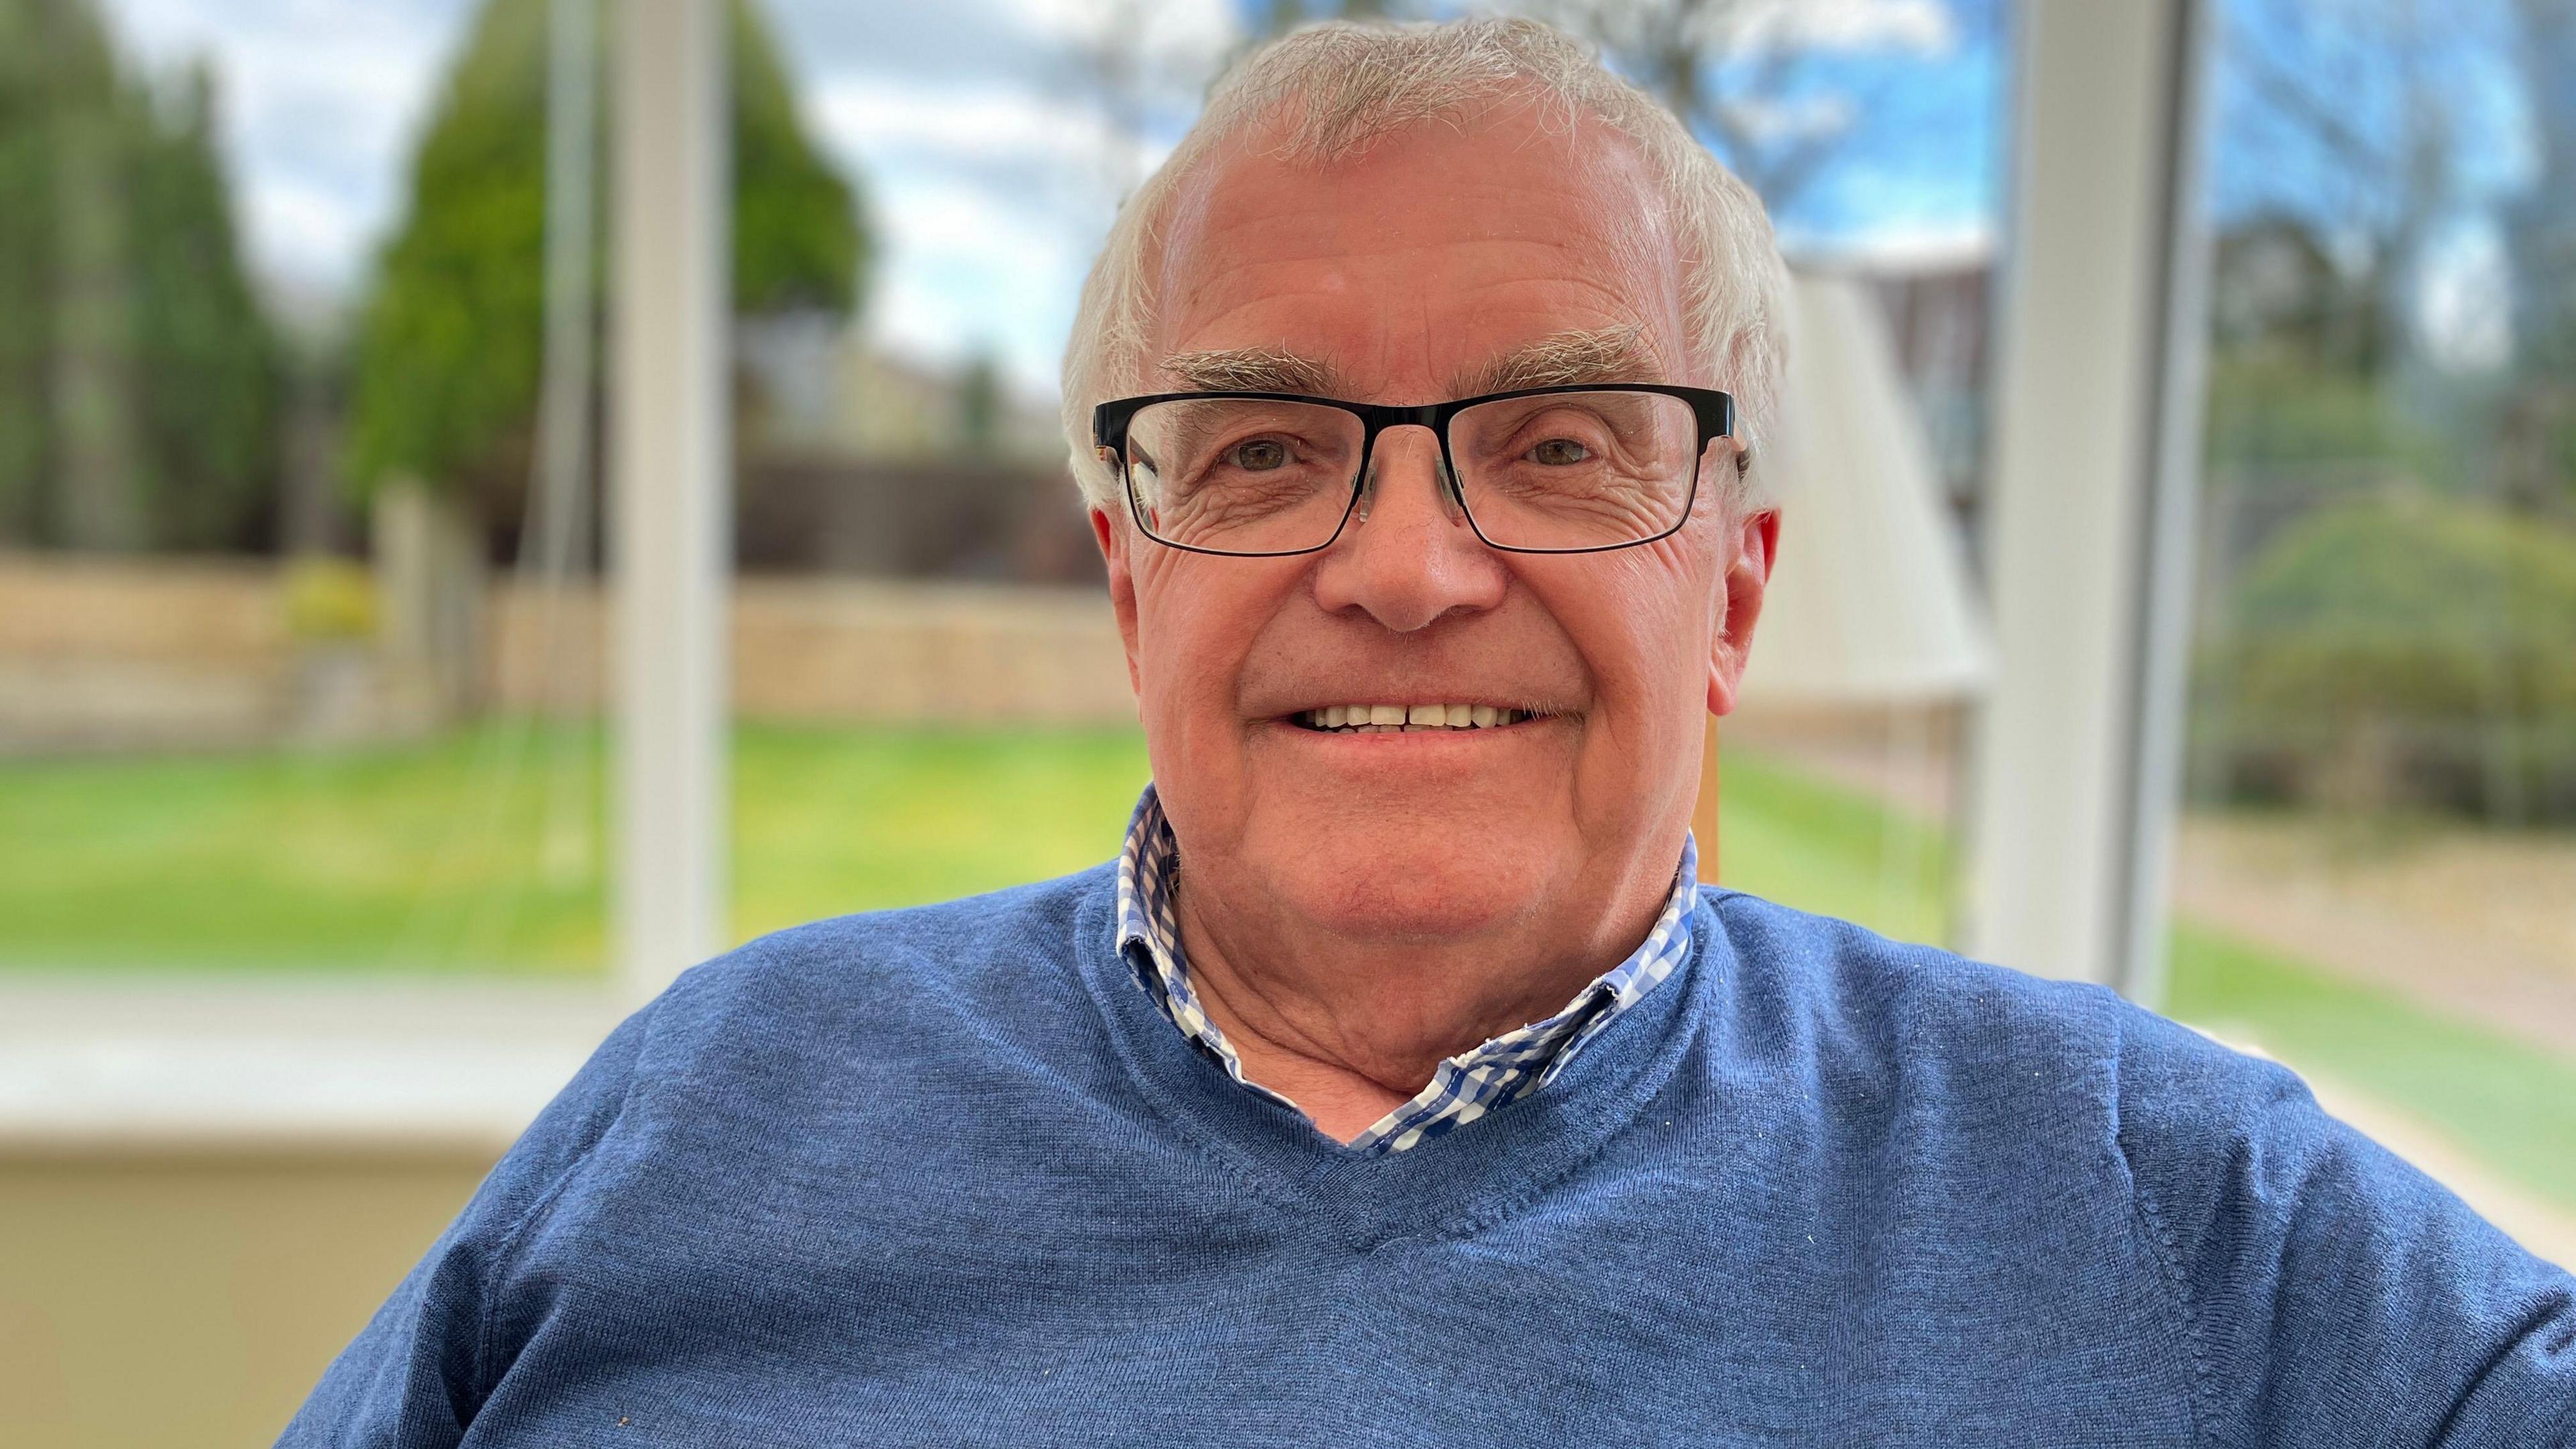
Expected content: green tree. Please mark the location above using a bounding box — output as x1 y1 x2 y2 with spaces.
2201 496 2576 820
345 0 869 523
0 0 58 543
955 353 1003 457
127 62 283 549
727 1 864 318
0 0 278 551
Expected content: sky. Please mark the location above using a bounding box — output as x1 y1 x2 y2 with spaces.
97 0 2010 398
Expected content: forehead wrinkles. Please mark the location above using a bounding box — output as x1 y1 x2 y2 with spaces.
1147 105 1683 380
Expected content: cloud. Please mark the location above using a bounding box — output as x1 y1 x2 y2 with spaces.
867 174 1092 390
996 0 1238 67
802 74 1122 393
814 78 1122 171
102 0 471 295
1721 93 1861 145
777 0 1231 398
1784 217 1995 272
1736 0 1957 54
2416 216 2514 374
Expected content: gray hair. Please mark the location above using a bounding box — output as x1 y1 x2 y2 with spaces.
1059 15 1792 517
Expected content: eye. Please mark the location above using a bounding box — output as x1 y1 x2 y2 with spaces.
1229 439 1289 471
1528 437 1592 466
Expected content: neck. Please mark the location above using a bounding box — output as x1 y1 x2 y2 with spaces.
1170 856 1677 1144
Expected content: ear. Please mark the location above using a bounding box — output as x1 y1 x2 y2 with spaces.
1090 502 1144 704
1707 508 1778 717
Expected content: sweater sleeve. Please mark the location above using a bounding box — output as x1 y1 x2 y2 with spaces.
2114 1008 2576 1447
275 1002 657 1448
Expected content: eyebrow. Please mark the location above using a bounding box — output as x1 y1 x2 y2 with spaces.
1157 346 1340 395
1459 325 1666 396
1154 324 1666 401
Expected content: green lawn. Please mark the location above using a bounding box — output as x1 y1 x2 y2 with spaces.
0 726 612 974
731 724 1154 942
0 723 1158 975
1705 748 1953 945
3 720 2569 1209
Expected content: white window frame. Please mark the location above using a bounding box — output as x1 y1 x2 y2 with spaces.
0 0 734 1154
1963 0 2214 1001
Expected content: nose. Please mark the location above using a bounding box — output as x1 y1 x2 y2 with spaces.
1311 424 1508 632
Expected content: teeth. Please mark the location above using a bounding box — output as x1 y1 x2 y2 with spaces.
1299 704 1534 732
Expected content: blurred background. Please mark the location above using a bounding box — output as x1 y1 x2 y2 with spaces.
0 0 2569 1442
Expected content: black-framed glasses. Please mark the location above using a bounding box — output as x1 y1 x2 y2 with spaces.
1091 384 1738 557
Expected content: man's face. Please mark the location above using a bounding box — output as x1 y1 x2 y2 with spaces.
1095 97 1774 951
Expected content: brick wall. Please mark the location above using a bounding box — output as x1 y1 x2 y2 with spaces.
0 556 1135 750
483 575 1134 722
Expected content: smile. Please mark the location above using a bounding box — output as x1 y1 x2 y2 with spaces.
1293 704 1534 733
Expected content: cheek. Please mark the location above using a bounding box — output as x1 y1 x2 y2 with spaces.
1523 549 1715 701
1130 557 1296 724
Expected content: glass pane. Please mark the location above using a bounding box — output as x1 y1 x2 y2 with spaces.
2170 0 2576 1232
0 0 610 978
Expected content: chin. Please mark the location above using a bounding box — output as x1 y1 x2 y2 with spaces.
1253 818 1556 945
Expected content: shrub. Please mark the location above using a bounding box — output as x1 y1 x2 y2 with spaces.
2195 494 2576 820
281 557 378 643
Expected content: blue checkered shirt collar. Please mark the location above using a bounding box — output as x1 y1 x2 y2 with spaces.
1112 784 1701 1155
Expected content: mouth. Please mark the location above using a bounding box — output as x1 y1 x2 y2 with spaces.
1287 703 1542 734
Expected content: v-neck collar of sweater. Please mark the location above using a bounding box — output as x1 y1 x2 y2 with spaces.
1071 864 1727 1250
1112 786 1705 1157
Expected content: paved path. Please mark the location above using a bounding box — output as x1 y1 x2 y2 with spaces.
1733 720 2576 1057
2171 817 2576 1061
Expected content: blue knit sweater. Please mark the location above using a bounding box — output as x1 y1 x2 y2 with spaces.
285 867 2576 1446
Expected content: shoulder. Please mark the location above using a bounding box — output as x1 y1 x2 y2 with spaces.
534 864 1124 1183
1699 888 2359 1165
495 864 1125 1257
1693 888 2316 1193
643 863 1118 1054
691 861 1116 989
1693 892 2576 1436
1697 888 2148 1102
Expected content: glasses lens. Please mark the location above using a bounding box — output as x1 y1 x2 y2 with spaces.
1448 390 1699 549
1124 398 1363 553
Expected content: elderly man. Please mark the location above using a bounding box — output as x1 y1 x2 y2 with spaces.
288 17 2574 1447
